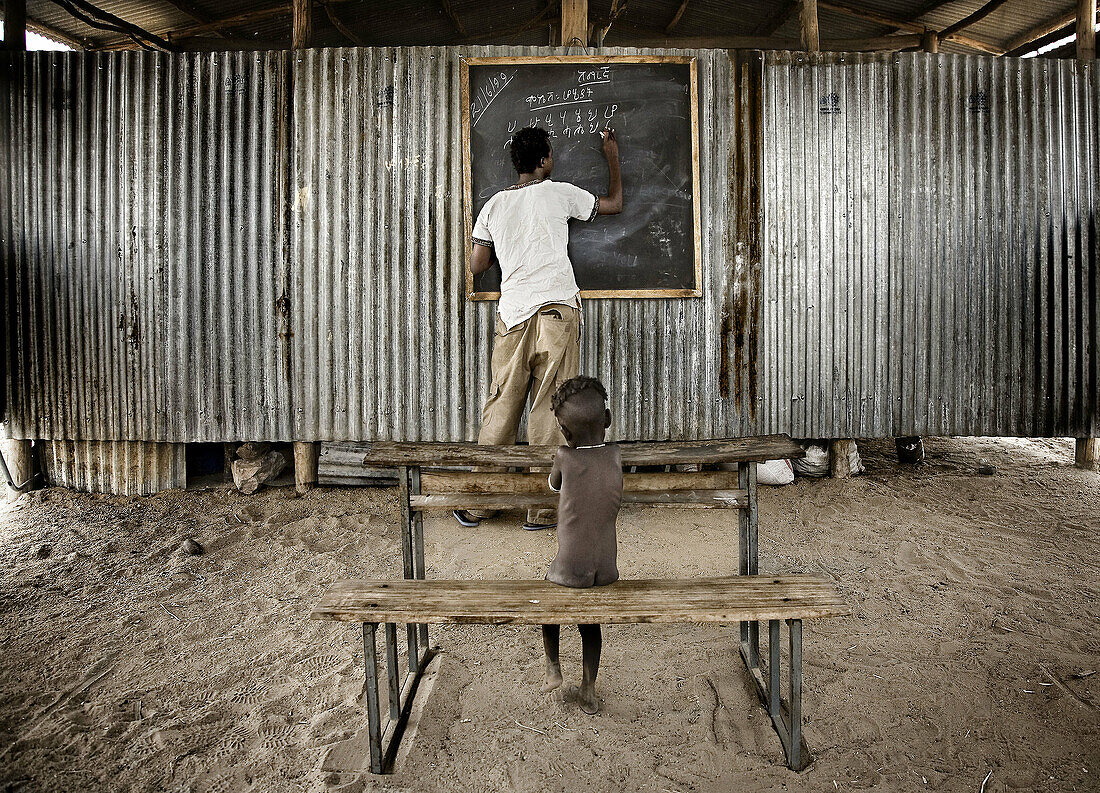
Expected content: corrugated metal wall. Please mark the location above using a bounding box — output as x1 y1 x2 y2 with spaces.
762 51 1098 438
1 50 293 443
2 46 755 445
290 46 750 442
40 440 185 495
4 48 1095 455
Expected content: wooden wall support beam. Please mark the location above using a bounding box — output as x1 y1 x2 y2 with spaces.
1078 0 1097 62
295 442 320 493
1077 438 1100 472
292 0 312 49
561 0 587 46
800 0 820 52
829 440 857 479
921 29 938 52
3 0 27 51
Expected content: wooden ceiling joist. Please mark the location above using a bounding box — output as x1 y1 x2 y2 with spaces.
753 0 800 36
48 0 174 49
321 0 366 46
1003 10 1077 52
440 0 468 38
938 0 1012 39
817 0 1004 54
664 0 690 33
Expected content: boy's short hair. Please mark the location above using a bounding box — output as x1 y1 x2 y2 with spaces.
551 375 608 414
510 126 552 174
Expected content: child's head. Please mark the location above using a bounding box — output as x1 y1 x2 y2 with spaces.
510 126 553 176
551 376 611 446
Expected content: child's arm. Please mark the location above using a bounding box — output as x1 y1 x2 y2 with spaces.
548 450 563 492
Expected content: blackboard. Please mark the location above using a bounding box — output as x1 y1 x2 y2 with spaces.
461 56 701 300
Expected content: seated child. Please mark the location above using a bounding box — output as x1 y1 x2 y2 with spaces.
540 375 623 714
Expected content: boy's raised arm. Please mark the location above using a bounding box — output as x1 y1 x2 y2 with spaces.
596 129 622 215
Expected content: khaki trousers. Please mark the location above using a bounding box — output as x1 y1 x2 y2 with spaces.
473 303 580 523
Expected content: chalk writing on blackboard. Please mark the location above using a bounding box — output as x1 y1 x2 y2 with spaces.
463 57 701 299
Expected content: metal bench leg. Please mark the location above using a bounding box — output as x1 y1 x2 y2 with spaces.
384 622 400 723
769 619 781 719
410 467 429 650
362 623 384 774
399 466 420 672
738 461 760 671
788 618 803 770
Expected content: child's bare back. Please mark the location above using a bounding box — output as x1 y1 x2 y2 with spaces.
541 376 622 713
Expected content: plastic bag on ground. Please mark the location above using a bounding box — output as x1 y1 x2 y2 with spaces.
792 442 830 477
757 458 795 486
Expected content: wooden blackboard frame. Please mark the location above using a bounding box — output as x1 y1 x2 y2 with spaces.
460 55 702 301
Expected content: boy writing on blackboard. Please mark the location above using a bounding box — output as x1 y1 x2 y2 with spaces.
454 125 621 531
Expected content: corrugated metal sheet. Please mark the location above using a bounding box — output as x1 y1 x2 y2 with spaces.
2 45 754 444
761 51 1098 437
0 49 292 443
289 46 752 442
41 439 185 494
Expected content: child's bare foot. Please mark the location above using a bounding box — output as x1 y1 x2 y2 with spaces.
578 683 599 714
541 661 563 693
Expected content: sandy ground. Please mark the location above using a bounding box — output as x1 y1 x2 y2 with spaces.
0 436 1097 793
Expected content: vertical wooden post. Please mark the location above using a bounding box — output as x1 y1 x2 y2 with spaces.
829 439 857 479
1076 438 1100 472
1078 0 1096 62
921 29 939 53
292 0 313 50
561 0 588 47
294 442 319 493
799 0 820 52
3 0 27 52
0 439 34 488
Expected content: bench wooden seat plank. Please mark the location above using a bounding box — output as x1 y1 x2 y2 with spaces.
409 489 749 510
420 470 741 494
311 575 849 625
344 435 805 468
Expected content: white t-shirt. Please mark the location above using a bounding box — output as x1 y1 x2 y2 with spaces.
472 178 598 329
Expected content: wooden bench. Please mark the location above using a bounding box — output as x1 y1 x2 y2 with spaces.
321 434 805 694
311 575 849 774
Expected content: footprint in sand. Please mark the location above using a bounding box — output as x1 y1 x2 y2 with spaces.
229 684 267 706
298 654 342 679
258 724 295 749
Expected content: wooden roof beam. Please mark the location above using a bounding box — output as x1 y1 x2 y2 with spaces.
159 0 228 38
608 32 923 51
939 0 1012 39
817 0 1004 55
46 0 174 49
664 0 690 33
440 0 468 38
753 0 799 36
1003 10 1077 52
320 0 366 46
